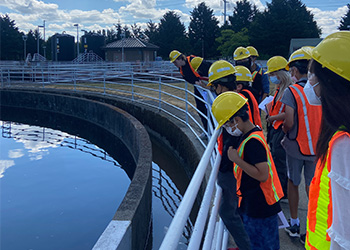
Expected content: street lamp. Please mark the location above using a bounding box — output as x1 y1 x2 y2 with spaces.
81 29 88 53
22 35 27 60
74 24 79 57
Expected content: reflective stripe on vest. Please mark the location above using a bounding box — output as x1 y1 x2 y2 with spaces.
241 89 262 128
306 130 349 250
233 131 283 206
269 88 285 129
289 84 321 156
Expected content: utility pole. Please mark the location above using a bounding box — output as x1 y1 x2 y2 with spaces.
223 0 227 26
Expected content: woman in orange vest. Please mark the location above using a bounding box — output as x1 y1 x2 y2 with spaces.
265 56 293 199
303 31 350 250
212 91 284 250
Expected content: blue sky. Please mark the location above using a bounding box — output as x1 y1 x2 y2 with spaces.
0 0 348 40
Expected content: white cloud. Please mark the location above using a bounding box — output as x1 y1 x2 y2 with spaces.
308 5 348 37
8 149 24 159
0 160 15 178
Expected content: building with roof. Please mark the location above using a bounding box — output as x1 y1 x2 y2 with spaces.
103 38 159 62
289 38 323 56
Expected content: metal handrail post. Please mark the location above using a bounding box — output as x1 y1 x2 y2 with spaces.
202 185 222 250
131 72 134 101
159 128 221 250
187 153 221 249
7 69 10 85
215 219 224 250
74 69 76 91
103 70 106 95
158 76 161 110
42 68 44 88
221 230 229 250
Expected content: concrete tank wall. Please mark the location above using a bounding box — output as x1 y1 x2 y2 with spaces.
0 89 152 250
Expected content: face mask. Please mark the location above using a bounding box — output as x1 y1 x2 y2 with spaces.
304 80 321 106
224 123 243 137
269 75 280 85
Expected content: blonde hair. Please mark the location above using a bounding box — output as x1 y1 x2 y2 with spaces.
275 70 292 101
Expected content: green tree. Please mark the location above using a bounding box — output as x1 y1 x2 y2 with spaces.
144 20 158 44
156 11 189 59
249 0 321 58
131 23 144 38
115 21 123 40
216 28 250 58
0 14 22 60
188 2 219 58
228 0 259 33
122 25 131 38
339 4 350 30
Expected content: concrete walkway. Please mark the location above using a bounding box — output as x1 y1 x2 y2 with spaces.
279 177 308 250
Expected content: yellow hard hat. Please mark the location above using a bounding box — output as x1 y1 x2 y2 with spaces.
233 47 250 61
288 47 312 66
302 31 350 81
265 56 289 74
208 60 237 86
211 92 248 129
190 57 203 72
169 50 181 63
246 46 259 57
235 66 253 82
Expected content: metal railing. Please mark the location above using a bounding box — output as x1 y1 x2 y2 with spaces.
0 61 228 249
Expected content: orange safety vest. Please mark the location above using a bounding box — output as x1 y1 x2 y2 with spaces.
288 84 322 156
306 130 350 250
241 89 262 128
233 130 284 206
179 55 200 78
269 88 285 130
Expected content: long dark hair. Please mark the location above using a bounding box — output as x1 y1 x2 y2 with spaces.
311 60 350 163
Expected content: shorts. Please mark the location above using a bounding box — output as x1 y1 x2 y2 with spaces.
286 154 316 186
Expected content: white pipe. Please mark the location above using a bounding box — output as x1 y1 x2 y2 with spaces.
202 185 222 250
159 128 221 250
187 153 221 250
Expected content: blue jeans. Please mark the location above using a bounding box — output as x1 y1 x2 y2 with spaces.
240 213 280 250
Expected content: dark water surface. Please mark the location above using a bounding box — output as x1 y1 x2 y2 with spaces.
0 106 195 250
0 121 131 250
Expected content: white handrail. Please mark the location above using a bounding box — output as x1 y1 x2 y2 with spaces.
159 128 220 250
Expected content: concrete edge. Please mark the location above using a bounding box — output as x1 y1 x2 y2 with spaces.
0 89 152 250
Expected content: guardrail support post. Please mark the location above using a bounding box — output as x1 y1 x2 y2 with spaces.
158 76 161 110
131 72 134 101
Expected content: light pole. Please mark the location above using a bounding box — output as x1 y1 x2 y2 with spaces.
74 24 79 57
22 35 27 60
37 22 44 56
81 29 88 53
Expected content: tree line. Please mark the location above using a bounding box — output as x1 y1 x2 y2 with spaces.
1 0 350 61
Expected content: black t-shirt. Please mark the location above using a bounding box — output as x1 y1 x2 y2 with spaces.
252 71 263 101
197 60 212 77
180 56 199 85
219 129 241 173
238 127 281 218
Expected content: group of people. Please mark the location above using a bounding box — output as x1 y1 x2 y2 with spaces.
170 30 350 250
